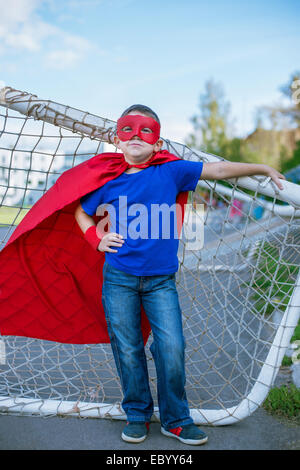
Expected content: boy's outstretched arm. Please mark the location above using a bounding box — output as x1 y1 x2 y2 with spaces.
201 162 286 190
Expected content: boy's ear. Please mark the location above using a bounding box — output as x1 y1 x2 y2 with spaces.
113 135 120 147
154 138 164 151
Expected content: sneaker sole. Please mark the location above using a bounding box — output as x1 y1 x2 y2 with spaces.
161 427 208 445
121 432 147 443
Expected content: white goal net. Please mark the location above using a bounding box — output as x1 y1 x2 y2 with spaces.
0 87 299 425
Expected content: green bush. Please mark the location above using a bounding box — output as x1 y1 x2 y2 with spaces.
263 384 300 423
281 355 293 367
248 241 299 317
291 322 300 343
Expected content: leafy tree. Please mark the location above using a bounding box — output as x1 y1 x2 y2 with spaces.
186 79 254 164
279 71 300 127
186 79 232 156
280 140 300 173
257 71 300 130
186 74 300 170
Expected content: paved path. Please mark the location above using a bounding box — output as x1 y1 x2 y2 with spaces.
0 406 299 450
1 367 299 451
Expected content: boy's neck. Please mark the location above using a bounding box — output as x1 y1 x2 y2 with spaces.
123 152 154 167
124 167 144 174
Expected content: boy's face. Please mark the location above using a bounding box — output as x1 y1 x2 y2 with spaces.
114 112 163 162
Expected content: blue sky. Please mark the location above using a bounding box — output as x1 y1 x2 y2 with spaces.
0 0 299 143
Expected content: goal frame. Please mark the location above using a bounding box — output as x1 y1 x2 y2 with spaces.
0 87 299 425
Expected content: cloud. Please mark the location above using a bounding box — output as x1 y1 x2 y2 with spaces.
67 0 102 6
0 0 39 25
46 45 88 69
0 0 43 51
0 0 97 69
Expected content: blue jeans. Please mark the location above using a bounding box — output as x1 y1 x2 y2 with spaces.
101 261 193 429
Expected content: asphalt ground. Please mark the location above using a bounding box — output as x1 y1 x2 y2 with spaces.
0 406 299 452
0 368 299 452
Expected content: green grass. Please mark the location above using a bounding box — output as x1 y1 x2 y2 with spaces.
245 242 300 355
248 241 299 317
281 355 293 367
263 384 300 423
281 319 300 366
247 241 300 421
291 321 300 343
0 206 29 226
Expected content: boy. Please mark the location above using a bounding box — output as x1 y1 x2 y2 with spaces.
74 104 285 445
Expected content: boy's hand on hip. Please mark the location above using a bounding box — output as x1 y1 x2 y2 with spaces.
98 233 125 253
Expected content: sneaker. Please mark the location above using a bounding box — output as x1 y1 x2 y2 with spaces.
121 421 150 443
161 423 208 445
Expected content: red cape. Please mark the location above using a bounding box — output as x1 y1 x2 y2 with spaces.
0 150 188 344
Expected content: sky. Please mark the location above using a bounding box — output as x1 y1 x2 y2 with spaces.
0 0 299 144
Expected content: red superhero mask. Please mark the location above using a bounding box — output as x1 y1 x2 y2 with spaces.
116 114 160 145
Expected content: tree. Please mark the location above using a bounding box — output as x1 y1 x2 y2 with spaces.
257 71 300 130
186 79 232 156
240 72 300 170
279 71 300 127
280 140 300 174
186 75 300 170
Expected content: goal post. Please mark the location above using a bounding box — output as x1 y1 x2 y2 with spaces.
0 87 299 425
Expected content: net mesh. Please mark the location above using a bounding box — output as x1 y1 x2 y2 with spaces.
0 88 299 424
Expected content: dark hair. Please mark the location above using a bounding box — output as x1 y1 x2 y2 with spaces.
120 104 160 125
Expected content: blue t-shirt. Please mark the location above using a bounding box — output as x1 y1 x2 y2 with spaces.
81 160 203 275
